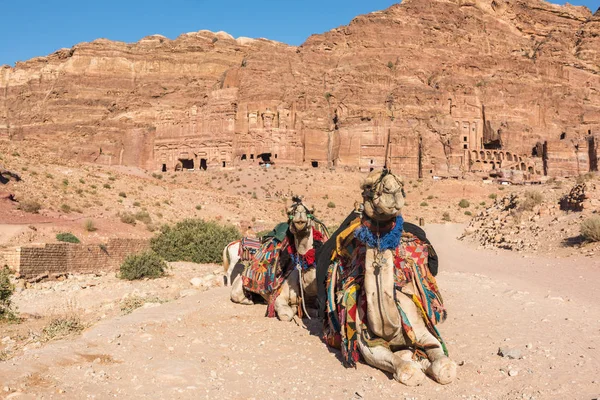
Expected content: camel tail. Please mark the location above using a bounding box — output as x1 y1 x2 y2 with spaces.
223 242 231 275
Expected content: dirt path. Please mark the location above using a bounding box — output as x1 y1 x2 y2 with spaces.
1 224 599 399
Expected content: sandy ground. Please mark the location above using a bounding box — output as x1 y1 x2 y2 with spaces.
1 224 599 399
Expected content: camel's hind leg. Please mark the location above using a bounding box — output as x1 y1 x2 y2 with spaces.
230 275 253 305
223 242 240 286
356 322 425 386
396 292 457 385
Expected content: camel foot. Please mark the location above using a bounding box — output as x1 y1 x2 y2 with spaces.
276 306 295 322
426 357 457 385
393 357 425 386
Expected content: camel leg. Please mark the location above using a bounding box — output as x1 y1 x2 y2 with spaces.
225 243 240 286
274 273 299 322
222 245 229 286
230 275 253 305
356 323 425 386
396 292 457 385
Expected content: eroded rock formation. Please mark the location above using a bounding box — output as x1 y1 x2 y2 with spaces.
0 0 599 177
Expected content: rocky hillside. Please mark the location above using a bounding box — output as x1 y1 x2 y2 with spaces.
461 177 600 255
0 0 598 171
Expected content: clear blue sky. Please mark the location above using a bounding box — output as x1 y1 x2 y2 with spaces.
1 0 598 67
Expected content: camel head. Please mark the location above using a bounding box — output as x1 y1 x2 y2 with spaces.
361 169 405 223
287 196 313 237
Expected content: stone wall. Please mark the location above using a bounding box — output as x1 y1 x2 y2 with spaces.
3 239 149 278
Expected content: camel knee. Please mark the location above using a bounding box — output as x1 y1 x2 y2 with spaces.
426 356 457 385
392 356 426 387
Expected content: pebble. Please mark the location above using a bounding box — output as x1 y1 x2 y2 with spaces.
498 347 523 360
190 277 203 288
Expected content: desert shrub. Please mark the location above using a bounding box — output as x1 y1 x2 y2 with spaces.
480 201 486 206
42 315 84 341
120 212 136 225
60 204 71 213
195 204 202 210
108 176 116 181
458 199 470 208
119 251 168 280
327 202 336 208
151 219 240 263
427 195 434 200
519 191 543 211
84 220 97 232
19 200 41 213
0 267 16 320
134 211 152 224
118 192 127 198
464 211 472 216
56 232 80 243
442 212 451 222
420 202 428 207
79 178 85 184
62 179 69 186
133 201 141 207
581 217 600 242
103 183 111 189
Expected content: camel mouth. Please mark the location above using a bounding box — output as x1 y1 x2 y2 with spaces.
293 221 308 231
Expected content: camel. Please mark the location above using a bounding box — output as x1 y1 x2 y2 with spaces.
230 198 329 321
322 169 456 386
222 223 288 286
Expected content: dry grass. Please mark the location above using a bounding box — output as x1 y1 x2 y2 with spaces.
42 315 85 341
581 217 600 242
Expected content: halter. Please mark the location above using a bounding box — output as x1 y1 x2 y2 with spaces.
361 168 406 202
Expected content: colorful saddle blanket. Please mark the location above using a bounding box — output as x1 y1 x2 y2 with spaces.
323 225 447 368
241 237 286 296
238 237 262 261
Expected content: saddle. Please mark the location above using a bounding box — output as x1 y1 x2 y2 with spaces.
238 237 262 261
323 225 447 367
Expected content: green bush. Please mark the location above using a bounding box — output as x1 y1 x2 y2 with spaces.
60 204 72 213
0 267 16 320
420 202 428 207
327 202 336 208
56 232 80 243
442 212 451 222
151 219 240 263
464 211 473 216
195 205 202 210
119 192 127 198
458 199 470 208
119 251 168 280
581 217 600 242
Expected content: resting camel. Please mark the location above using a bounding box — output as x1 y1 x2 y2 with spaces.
222 223 288 286
230 197 329 321
322 169 456 386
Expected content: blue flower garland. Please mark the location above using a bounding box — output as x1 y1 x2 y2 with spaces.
353 215 404 251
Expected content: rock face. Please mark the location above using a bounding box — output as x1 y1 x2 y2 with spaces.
0 0 599 178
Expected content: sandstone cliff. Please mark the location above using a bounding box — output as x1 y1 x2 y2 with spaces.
1 0 598 177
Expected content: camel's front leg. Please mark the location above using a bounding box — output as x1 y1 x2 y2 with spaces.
356 322 425 386
396 291 457 384
274 272 300 322
230 275 253 305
